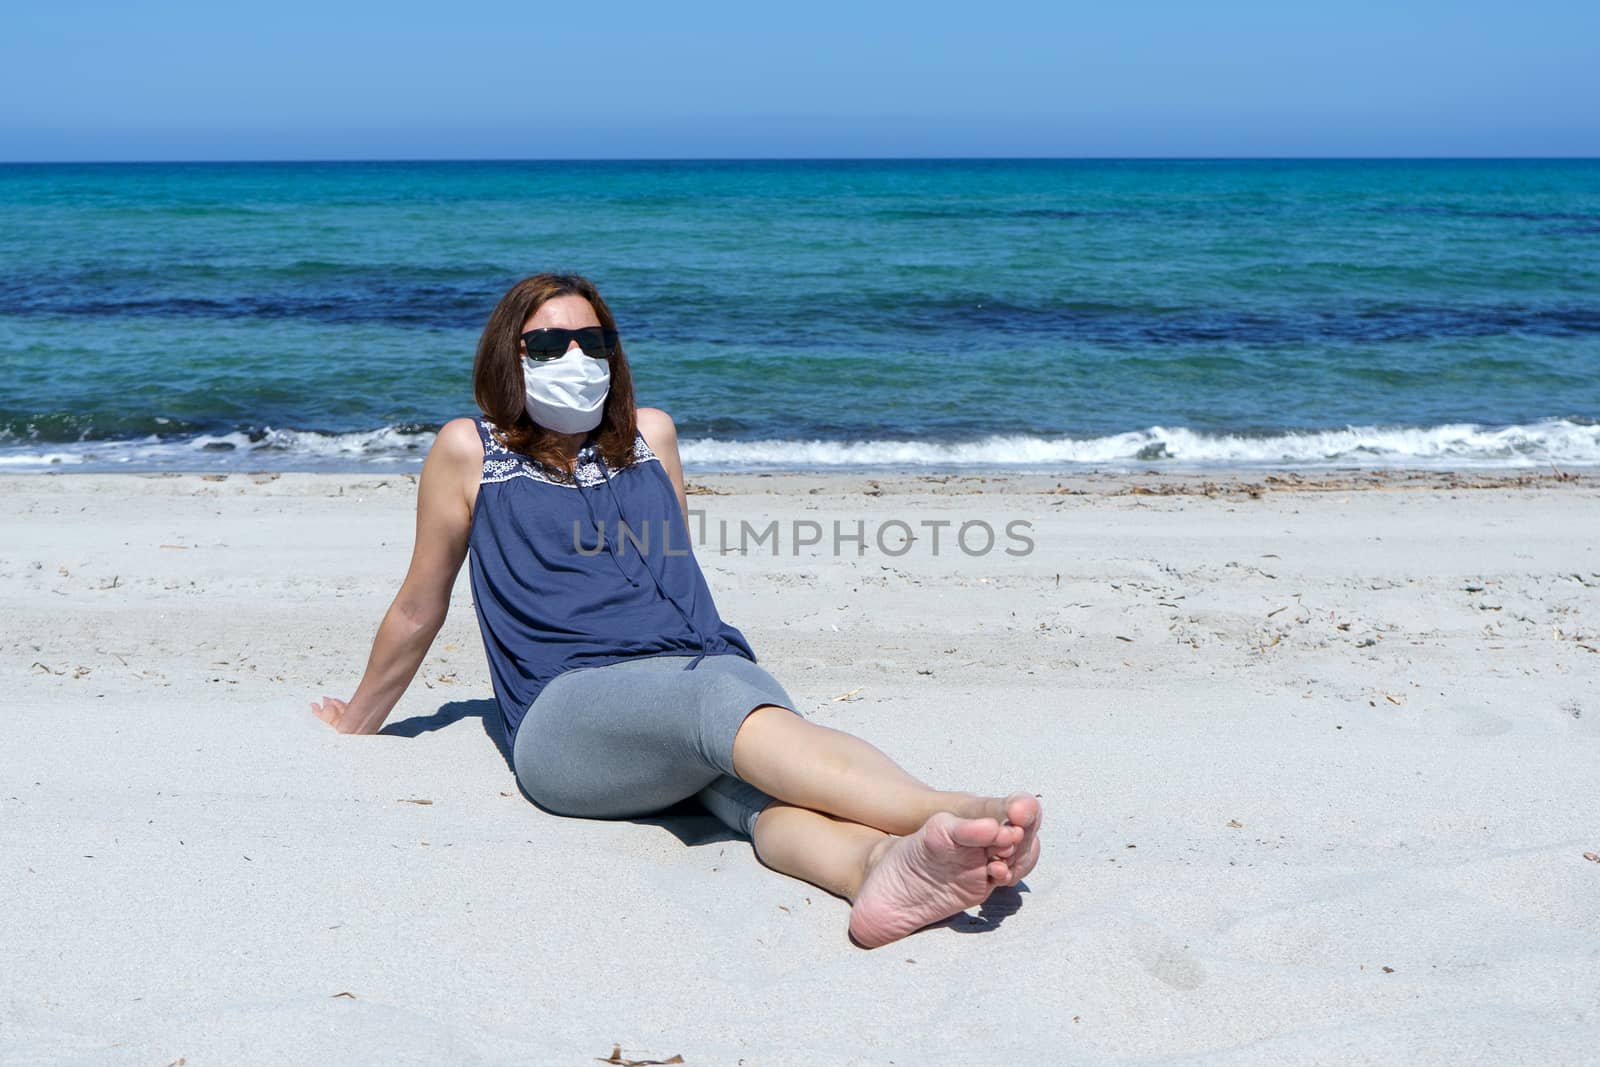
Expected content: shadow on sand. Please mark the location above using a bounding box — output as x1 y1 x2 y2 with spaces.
938 883 1029 936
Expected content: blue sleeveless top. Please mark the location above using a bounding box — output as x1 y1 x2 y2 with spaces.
465 417 756 744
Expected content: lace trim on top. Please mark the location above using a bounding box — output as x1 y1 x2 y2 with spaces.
479 419 658 488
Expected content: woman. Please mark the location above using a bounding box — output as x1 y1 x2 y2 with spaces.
310 273 1042 947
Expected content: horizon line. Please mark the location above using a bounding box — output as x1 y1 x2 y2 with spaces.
3 154 1599 166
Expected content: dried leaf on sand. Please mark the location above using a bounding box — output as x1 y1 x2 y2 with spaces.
595 1046 685 1066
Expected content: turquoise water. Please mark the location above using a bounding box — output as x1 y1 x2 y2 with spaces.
1 159 1596 470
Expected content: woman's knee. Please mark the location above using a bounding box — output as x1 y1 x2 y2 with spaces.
717 658 801 714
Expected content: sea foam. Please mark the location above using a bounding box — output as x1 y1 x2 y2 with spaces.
677 418 1600 470
0 419 1595 473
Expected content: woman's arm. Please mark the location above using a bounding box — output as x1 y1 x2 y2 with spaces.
310 418 482 734
637 406 690 522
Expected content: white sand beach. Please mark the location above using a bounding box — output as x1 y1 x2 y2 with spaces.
2 469 1597 1065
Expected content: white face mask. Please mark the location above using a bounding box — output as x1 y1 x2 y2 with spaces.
522 349 611 435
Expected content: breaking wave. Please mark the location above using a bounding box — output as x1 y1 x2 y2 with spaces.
2 418 1596 473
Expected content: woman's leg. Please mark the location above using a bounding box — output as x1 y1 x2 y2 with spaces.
730 705 1042 882
751 802 1021 948
517 654 1042 943
515 658 746 820
731 706 961 833
749 804 888 900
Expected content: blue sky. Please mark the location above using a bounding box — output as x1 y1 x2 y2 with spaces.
4 0 1597 160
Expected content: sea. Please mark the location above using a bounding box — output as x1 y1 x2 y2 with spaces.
1 159 1596 473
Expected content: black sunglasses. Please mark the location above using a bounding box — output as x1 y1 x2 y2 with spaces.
520 326 619 362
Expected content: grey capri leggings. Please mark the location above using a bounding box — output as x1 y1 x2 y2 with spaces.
511 653 801 838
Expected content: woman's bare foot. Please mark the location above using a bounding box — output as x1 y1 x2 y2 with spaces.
848 812 1008 948
996 792 1041 885
946 792 1043 886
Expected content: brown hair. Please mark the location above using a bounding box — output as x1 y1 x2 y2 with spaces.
472 273 639 477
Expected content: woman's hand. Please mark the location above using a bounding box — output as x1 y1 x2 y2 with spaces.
310 696 352 732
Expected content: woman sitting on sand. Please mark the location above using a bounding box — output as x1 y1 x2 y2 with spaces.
309 272 1041 947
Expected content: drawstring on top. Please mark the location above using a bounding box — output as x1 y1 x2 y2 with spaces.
577 437 712 670
573 441 638 591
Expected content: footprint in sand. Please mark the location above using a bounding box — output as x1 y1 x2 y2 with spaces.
1452 706 1514 737
1123 920 1208 991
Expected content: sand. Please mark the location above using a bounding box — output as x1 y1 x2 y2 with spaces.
2 468 1597 1065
